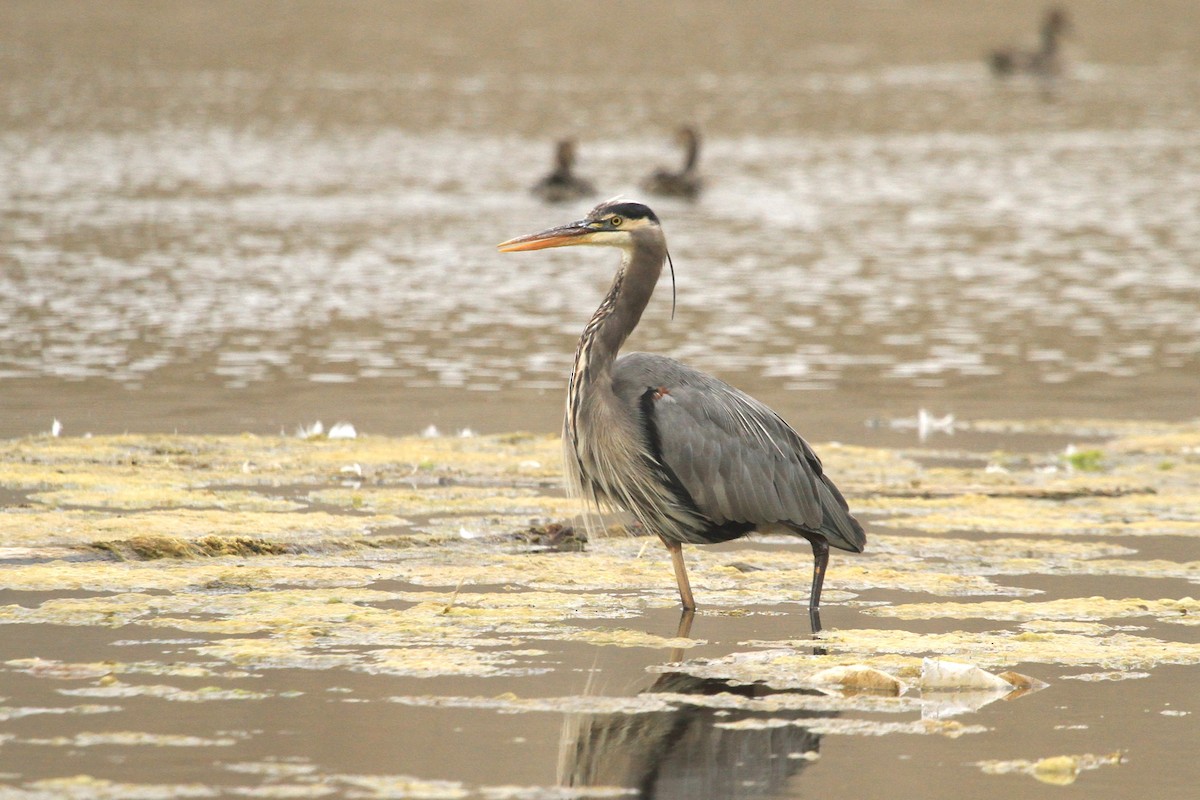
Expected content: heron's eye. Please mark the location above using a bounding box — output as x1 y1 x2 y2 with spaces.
610 216 623 227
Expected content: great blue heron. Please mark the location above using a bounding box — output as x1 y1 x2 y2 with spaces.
989 7 1070 79
642 127 703 200
498 200 865 631
533 139 596 203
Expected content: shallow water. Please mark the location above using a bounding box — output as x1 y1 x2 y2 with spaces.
1 0 1198 442
0 425 1198 799
2 595 1197 799
2 2 1200 798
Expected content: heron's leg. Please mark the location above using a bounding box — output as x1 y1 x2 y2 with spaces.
809 608 824 637
808 537 830 633
664 540 696 611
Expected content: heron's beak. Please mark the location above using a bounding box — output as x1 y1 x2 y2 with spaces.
497 221 595 252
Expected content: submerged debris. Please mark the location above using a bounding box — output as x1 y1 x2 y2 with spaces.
919 658 1030 691
976 751 1124 785
810 664 905 695
512 522 587 552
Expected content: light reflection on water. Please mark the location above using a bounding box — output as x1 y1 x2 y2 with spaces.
1 2 1198 435
2 4 1200 799
3 125 1198 398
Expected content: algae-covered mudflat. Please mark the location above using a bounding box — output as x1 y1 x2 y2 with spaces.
1 420 1197 798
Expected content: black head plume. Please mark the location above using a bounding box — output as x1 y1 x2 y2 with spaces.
587 200 660 224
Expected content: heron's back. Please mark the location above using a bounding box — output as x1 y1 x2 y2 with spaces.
612 352 865 554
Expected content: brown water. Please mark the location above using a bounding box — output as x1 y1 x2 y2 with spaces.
2 1 1200 798
2 1 1198 443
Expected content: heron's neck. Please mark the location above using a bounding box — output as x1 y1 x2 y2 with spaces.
576 241 664 381
682 137 699 173
1040 22 1060 53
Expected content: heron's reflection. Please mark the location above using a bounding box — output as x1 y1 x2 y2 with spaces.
561 614 832 799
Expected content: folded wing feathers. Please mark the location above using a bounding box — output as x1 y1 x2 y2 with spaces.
613 353 864 552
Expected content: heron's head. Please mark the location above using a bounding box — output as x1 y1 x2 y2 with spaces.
554 139 577 169
497 200 662 253
1044 7 1070 36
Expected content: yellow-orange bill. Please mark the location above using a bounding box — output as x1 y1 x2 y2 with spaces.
497 223 592 252
497 233 576 252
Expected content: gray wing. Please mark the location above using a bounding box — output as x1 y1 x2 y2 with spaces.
613 353 865 553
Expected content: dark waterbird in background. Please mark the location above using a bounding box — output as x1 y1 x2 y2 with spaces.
532 139 596 203
989 6 1071 80
641 126 703 200
498 200 865 632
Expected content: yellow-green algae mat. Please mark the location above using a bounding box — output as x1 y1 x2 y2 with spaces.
0 420 1198 797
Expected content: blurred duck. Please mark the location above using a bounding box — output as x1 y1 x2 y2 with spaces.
989 7 1070 79
532 139 595 203
641 126 703 200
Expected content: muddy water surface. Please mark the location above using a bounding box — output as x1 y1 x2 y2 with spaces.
0 425 1198 798
1 1 1198 440
1 2 1199 798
